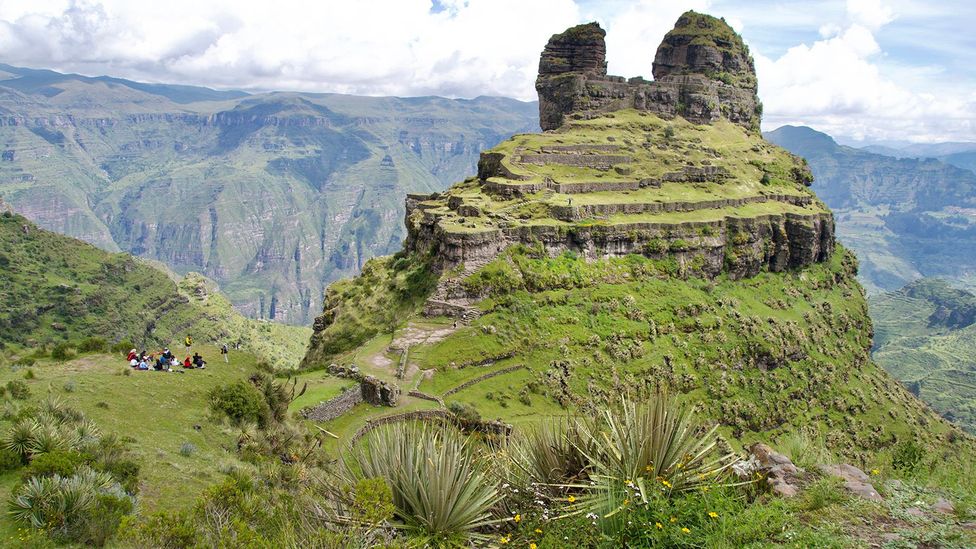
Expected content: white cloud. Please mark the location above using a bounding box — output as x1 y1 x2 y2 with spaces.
846 0 895 30
0 0 972 141
0 0 581 100
599 0 711 79
757 1 974 142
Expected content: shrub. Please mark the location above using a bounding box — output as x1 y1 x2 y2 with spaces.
891 439 924 472
16 356 36 368
0 447 23 473
96 457 140 495
63 380 76 393
23 450 86 480
119 511 198 548
448 401 481 423
209 381 270 428
179 442 196 457
7 380 31 400
23 368 35 380
76 337 108 354
51 343 75 361
348 423 501 545
110 340 134 355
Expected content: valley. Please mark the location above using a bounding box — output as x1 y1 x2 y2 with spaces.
0 64 538 324
0 6 974 548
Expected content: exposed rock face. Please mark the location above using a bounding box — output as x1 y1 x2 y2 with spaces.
406 195 834 280
536 11 761 131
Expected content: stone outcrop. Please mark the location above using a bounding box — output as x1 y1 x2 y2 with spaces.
405 195 834 280
536 12 761 131
361 375 401 407
735 442 806 497
817 464 883 502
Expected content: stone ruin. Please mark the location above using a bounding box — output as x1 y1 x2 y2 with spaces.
535 12 760 131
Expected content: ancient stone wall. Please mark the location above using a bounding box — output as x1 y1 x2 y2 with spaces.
301 386 363 422
535 14 760 132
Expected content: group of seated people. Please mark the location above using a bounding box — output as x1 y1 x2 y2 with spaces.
126 348 206 371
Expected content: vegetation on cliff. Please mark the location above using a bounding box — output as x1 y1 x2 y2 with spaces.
0 212 309 368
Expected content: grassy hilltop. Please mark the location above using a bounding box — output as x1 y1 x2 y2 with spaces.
0 211 309 368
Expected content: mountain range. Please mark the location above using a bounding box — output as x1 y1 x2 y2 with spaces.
766 125 976 294
0 63 538 324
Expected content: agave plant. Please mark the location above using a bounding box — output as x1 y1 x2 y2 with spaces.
9 475 60 528
509 418 590 490
9 467 123 537
3 420 39 460
347 423 502 545
563 389 739 519
31 423 68 455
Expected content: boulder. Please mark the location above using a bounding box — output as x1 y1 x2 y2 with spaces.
360 375 400 407
738 443 804 497
817 464 883 502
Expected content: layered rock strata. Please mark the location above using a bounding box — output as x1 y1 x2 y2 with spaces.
536 13 760 131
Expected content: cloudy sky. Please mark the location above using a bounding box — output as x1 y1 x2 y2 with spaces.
0 0 972 142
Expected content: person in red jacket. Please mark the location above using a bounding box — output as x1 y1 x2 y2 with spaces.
126 349 137 362
183 356 193 369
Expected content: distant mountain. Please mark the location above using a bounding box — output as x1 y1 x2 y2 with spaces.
870 278 976 433
0 64 539 324
766 125 976 293
855 140 976 173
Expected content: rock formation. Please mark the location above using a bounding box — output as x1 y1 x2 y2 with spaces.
536 12 761 131
389 10 832 310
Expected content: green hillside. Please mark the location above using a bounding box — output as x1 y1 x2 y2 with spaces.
871 278 976 432
0 211 309 368
302 17 967 460
0 66 538 324
766 125 976 294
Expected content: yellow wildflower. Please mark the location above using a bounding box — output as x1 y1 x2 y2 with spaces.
870 468 880 476
655 522 663 529
499 536 509 545
662 480 672 488
535 528 543 534
530 544 538 549
681 527 691 534
623 499 630 505
670 516 678 523
702 486 710 492
567 495 576 503
513 514 521 523
708 512 718 519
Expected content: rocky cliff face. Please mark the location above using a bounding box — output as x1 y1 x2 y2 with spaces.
536 12 760 131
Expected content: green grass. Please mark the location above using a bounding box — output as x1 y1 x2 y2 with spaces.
378 245 965 461
0 345 263 527
870 278 976 433
0 214 311 370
